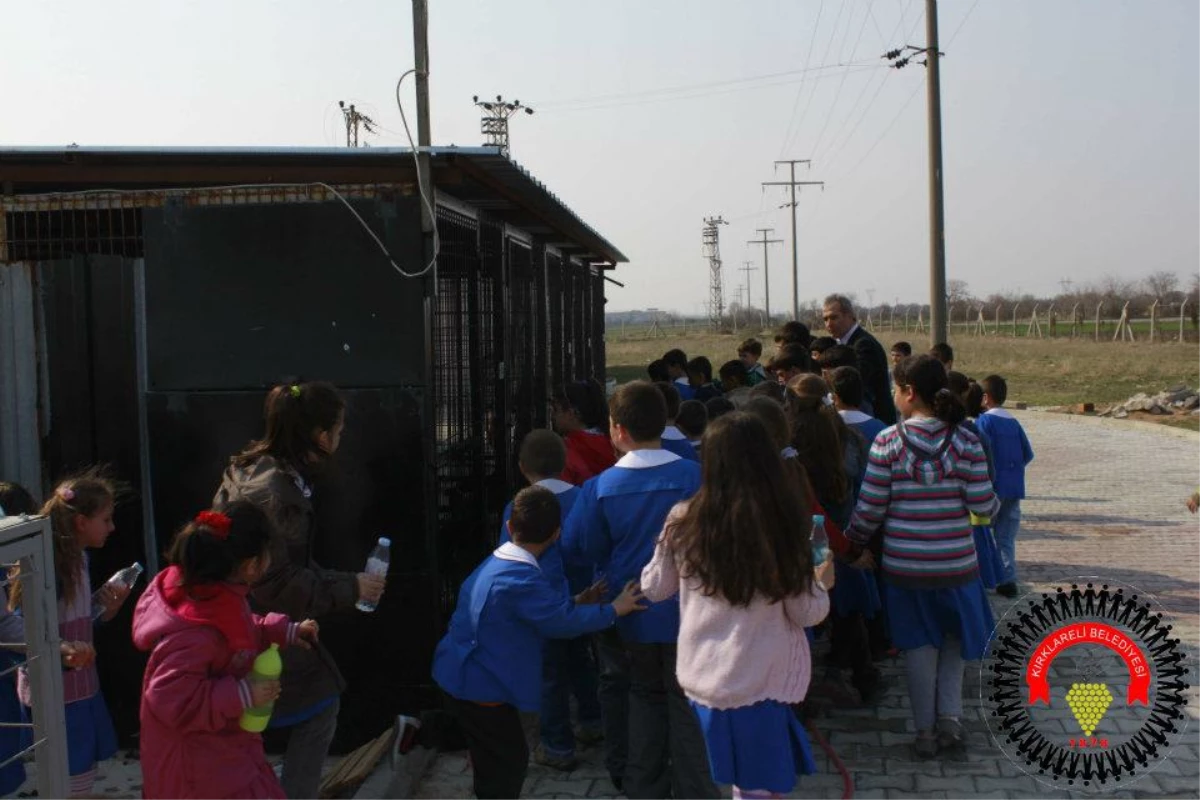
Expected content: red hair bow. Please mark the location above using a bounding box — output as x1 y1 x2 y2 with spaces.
195 511 232 540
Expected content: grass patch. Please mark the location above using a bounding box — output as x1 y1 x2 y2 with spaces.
606 331 1200 408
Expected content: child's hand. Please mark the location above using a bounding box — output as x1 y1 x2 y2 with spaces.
848 549 875 571
249 678 281 708
815 558 837 591
356 573 386 605
574 578 608 605
294 620 320 650
95 582 131 620
611 580 648 617
60 641 95 670
1187 492 1199 514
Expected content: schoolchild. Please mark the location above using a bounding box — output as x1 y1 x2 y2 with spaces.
975 374 1034 598
736 338 768 386
675 400 708 452
687 357 723 403
662 349 696 401
718 360 753 408
654 381 701 463
552 380 617 485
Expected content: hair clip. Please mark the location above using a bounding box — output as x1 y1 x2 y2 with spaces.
195 510 232 540
56 486 76 502
822 394 835 408
290 385 302 398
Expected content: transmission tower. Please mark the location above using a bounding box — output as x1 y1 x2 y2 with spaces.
703 216 728 330
473 95 534 157
338 101 378 148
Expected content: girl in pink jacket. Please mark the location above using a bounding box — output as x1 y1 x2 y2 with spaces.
133 502 318 799
641 412 835 799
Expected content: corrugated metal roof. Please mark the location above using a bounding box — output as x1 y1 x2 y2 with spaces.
0 145 626 264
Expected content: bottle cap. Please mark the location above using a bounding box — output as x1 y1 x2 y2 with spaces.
812 514 825 524
378 537 391 547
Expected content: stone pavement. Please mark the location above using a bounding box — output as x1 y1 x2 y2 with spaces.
412 411 1200 799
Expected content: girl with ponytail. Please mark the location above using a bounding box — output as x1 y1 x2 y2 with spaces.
845 355 1000 760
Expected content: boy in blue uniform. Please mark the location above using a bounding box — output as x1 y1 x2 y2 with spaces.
499 430 601 771
975 374 1035 598
433 486 645 799
830 366 887 449
563 381 719 799
662 349 696 400
654 381 700 463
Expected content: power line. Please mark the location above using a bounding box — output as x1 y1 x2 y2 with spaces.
782 0 851 157
778 0 827 158
809 0 877 160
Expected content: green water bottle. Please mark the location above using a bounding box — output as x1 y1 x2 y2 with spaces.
239 643 282 733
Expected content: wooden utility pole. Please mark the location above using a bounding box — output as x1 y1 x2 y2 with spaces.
748 229 783 324
739 261 758 310
925 0 947 348
763 160 823 320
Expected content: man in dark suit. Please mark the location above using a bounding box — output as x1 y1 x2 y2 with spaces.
822 294 897 425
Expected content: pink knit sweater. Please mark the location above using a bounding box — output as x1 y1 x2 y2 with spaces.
640 504 830 710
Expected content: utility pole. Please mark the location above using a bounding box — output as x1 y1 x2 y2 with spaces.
763 160 824 320
748 228 783 324
925 0 946 347
473 95 534 158
702 216 728 330
740 261 758 310
411 0 434 267
338 101 378 147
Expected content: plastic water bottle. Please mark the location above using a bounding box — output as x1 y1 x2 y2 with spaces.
355 537 391 613
239 644 283 732
810 515 830 565
91 562 144 620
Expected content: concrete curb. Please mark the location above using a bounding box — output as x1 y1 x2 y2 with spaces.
1017 407 1200 441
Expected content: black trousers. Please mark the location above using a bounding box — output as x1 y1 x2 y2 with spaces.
444 693 528 799
595 627 631 786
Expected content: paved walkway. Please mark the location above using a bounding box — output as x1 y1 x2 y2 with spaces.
412 411 1200 799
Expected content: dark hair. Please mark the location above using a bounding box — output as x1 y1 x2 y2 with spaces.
686 356 713 383
818 344 858 372
0 482 36 516
653 380 682 420
930 342 955 365
810 336 837 356
676 400 708 439
894 355 966 425
946 371 971 397
774 321 812 348
233 382 345 474
829 366 864 409
981 374 1008 407
647 359 670 383
718 360 747 388
965 381 985 418
168 501 272 588
737 338 763 358
748 381 786 403
705 397 735 420
767 344 814 375
13 468 119 609
519 429 567 479
891 341 912 357
552 379 609 430
784 375 850 506
610 381 668 443
662 349 689 370
509 486 561 545
743 397 791 451
667 413 812 608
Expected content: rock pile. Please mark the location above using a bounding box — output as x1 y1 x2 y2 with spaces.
1102 385 1200 418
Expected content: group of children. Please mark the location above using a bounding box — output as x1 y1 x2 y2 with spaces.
0 325 1037 800
431 328 1036 798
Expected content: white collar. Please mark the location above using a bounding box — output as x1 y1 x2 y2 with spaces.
493 541 540 570
615 449 682 469
836 322 860 345
661 425 687 441
781 446 798 459
984 407 1015 419
674 377 691 387
583 427 604 436
689 439 702 447
535 478 575 495
839 409 872 424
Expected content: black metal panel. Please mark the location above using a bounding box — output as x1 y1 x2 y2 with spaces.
592 270 607 379
546 252 564 392
141 197 424 391
505 239 536 484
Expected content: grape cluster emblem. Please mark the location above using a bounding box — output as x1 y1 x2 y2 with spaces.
983 582 1189 790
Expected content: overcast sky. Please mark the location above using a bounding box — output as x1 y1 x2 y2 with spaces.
3 1 1196 313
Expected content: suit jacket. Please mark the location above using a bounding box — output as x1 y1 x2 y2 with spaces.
846 326 897 425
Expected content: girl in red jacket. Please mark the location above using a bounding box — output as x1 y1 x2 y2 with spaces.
551 380 616 485
133 502 318 799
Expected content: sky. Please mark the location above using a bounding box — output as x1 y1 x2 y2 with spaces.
2 1 1197 314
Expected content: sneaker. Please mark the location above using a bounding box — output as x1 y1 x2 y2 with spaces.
394 714 422 756
533 746 578 772
913 731 939 760
996 582 1018 598
573 725 604 746
936 717 966 754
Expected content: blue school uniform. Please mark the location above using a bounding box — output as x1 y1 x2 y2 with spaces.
691 700 816 793
661 426 700 462
500 479 587 595
673 377 696 401
432 543 617 711
974 409 1033 500
841 409 887 449
562 450 701 643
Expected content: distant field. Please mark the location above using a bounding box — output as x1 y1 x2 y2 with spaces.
606 328 1200 414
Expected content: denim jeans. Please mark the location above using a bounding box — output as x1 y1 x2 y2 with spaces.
540 635 602 757
993 497 1022 585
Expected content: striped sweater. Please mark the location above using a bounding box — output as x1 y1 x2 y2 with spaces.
847 416 1000 589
